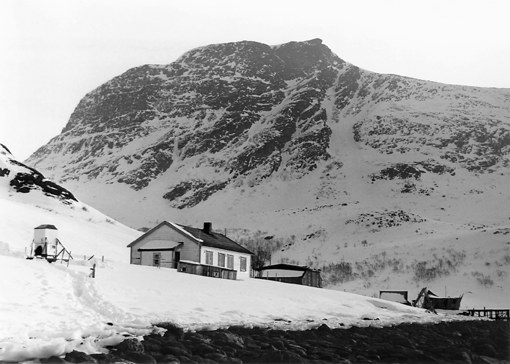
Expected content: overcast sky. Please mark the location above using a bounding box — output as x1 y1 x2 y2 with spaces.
1 0 509 161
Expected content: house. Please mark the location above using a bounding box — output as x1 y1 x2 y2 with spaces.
255 263 322 288
127 221 253 280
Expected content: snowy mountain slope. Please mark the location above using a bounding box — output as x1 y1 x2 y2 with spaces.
22 39 510 308
0 144 140 259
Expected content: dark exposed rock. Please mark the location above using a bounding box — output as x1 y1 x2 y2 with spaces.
0 153 78 204
81 320 510 364
113 338 144 353
119 351 157 364
40 356 68 364
64 350 98 363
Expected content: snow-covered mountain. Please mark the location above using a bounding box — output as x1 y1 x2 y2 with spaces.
25 39 510 306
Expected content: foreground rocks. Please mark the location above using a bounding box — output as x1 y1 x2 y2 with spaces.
45 320 509 364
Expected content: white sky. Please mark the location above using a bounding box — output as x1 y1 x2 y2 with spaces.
1 0 509 161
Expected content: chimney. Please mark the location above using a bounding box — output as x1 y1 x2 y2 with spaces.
203 222 212 234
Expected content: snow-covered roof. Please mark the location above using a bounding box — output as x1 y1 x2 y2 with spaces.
137 240 182 251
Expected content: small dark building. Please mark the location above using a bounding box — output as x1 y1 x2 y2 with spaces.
255 263 322 288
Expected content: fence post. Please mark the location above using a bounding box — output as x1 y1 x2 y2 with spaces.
89 263 96 278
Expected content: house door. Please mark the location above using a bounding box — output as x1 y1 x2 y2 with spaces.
174 251 181 269
153 253 161 267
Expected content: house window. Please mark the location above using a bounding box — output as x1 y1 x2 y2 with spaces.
227 254 234 269
153 253 161 267
205 250 213 265
239 256 247 272
218 253 225 267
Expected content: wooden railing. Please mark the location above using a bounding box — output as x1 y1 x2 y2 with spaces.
177 261 237 280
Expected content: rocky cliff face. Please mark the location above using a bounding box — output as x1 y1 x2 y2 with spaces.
26 39 510 230
1 143 77 204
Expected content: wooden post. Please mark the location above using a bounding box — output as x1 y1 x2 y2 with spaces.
89 263 96 278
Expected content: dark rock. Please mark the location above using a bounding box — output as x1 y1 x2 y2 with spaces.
161 338 187 350
101 320 509 364
208 331 245 350
449 350 473 363
64 350 98 363
157 322 185 340
157 354 180 363
120 351 157 364
160 345 191 358
114 338 144 353
203 352 228 362
473 343 498 357
40 356 68 364
142 337 162 352
257 349 309 363
191 342 225 357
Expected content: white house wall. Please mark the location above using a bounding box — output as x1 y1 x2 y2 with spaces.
130 223 200 265
259 269 303 278
33 228 58 244
140 250 174 268
200 246 251 279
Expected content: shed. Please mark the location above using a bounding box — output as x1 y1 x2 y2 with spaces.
255 263 322 288
33 224 59 257
29 224 73 263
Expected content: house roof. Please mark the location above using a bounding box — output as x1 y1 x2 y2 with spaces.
127 221 200 248
127 221 253 255
138 240 182 251
178 224 253 255
35 224 58 230
255 263 318 272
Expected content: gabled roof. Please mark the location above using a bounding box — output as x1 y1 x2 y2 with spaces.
178 224 253 255
127 221 253 255
255 263 318 272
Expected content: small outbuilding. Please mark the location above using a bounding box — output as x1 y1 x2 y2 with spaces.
127 221 253 280
29 224 73 262
255 263 322 288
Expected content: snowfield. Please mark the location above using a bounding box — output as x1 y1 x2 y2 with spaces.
0 251 476 363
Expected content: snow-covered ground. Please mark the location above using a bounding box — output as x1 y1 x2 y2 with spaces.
0 251 478 363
